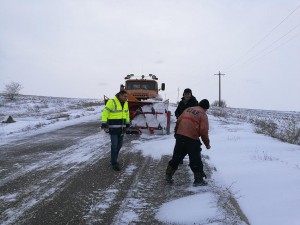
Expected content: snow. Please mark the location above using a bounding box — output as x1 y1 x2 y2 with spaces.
156 192 219 224
134 120 300 225
1 95 300 225
205 118 300 225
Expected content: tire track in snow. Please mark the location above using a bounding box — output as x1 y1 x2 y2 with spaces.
0 123 109 225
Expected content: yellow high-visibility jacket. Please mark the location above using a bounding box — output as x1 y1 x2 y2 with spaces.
101 96 130 134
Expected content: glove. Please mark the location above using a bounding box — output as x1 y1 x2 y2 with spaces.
101 123 107 129
206 145 211 150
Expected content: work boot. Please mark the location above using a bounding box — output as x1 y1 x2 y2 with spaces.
193 172 208 186
165 165 176 183
112 163 120 171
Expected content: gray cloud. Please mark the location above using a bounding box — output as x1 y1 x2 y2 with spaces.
0 0 299 111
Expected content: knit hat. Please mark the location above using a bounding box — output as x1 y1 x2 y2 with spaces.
199 99 210 109
183 88 192 94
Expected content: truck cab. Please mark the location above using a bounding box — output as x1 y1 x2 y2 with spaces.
123 74 165 101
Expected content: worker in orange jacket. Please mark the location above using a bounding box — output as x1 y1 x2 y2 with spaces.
165 99 211 186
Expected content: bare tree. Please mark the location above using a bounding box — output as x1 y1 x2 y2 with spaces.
211 99 227 108
4 82 23 100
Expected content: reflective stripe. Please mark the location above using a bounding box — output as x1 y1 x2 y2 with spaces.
111 99 125 113
111 99 117 112
104 106 113 112
101 96 130 126
109 125 123 128
180 116 200 125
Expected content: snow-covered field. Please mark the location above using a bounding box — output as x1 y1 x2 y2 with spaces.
0 94 103 143
1 94 300 225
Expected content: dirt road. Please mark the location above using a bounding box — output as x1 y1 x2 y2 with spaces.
0 122 248 225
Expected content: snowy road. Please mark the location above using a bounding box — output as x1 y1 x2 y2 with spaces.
0 121 247 225
0 122 108 224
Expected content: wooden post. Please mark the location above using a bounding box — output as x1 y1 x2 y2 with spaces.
214 71 225 107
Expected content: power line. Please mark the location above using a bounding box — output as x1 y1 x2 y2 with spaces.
233 32 300 71
225 3 300 71
229 24 300 72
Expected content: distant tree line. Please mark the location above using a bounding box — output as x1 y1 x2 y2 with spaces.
211 99 227 108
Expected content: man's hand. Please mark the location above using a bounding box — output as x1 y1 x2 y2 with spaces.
101 123 107 129
206 145 211 150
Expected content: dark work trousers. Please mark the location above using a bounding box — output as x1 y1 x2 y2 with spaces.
110 133 124 166
169 134 203 173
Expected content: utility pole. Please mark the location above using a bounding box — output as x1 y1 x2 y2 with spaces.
214 71 225 107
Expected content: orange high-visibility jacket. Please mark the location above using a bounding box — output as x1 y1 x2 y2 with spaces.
175 106 210 147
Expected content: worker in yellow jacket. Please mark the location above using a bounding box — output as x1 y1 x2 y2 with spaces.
101 90 130 171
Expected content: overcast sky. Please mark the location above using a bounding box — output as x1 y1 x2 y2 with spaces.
1 0 300 111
